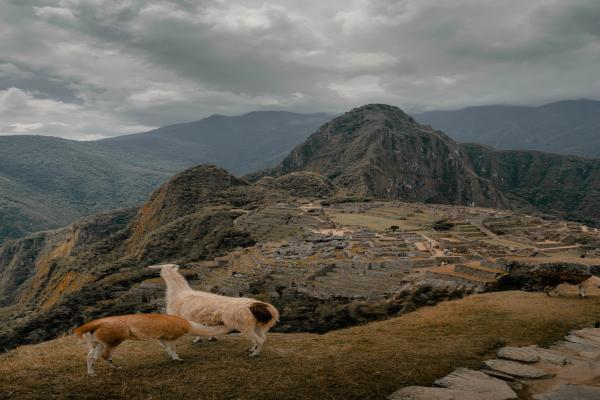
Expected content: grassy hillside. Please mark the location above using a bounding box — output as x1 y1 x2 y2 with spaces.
462 143 600 226
0 112 331 243
1 291 599 400
0 135 177 243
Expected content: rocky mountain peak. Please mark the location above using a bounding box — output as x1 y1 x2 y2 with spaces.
261 103 504 208
314 104 422 141
347 103 414 120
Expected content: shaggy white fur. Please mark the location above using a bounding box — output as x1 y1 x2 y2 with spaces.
150 263 279 356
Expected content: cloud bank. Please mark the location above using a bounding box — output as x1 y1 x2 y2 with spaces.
1 0 599 139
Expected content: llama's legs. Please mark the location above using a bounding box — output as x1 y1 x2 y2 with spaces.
83 332 95 352
242 327 265 357
193 336 217 343
101 345 121 369
256 326 268 341
87 343 103 376
159 339 182 361
579 284 587 298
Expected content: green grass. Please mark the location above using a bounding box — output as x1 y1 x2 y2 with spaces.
0 135 177 242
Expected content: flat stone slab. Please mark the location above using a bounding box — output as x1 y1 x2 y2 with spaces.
388 386 493 400
497 345 569 365
564 334 599 348
482 369 518 381
571 328 600 339
434 368 517 400
532 384 600 400
570 329 600 345
553 340 600 356
497 346 541 363
483 359 555 379
528 346 570 365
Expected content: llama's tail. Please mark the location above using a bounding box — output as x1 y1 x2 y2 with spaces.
73 319 103 337
187 321 233 337
249 302 279 329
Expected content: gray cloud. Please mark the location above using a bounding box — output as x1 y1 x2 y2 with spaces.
0 0 599 139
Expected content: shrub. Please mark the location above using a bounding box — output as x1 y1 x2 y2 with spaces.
433 219 454 231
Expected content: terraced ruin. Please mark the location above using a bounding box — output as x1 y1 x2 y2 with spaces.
135 199 600 331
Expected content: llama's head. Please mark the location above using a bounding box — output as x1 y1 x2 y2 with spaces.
148 263 180 273
149 263 189 292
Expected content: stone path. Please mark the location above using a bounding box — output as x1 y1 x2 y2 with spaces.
388 327 600 400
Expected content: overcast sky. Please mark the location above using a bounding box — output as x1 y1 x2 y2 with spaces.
1 0 599 140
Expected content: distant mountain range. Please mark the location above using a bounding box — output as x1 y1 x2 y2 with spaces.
0 111 331 242
2 99 600 243
96 111 332 175
413 99 600 158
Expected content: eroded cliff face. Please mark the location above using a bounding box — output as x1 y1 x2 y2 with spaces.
0 208 136 310
258 104 505 208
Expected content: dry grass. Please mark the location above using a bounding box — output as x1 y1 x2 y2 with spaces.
1 291 600 400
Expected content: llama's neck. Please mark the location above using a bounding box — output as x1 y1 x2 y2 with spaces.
162 268 191 298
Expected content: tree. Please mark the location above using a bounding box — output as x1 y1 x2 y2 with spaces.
433 219 454 231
